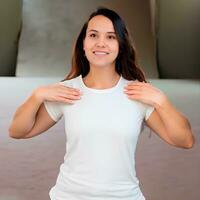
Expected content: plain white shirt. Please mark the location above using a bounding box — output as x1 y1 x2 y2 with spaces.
44 74 155 200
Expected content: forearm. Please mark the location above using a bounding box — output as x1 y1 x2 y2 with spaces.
155 97 194 147
9 89 43 138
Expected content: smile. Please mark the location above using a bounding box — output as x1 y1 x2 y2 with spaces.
93 51 110 55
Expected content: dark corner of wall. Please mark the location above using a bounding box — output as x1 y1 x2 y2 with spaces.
0 0 22 76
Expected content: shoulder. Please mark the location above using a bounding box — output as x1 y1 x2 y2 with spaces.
59 75 80 88
121 76 139 85
121 76 153 112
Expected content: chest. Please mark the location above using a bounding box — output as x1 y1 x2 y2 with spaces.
63 92 144 142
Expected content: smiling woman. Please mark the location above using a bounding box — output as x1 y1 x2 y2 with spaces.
65 6 147 84
9 6 194 200
83 15 119 69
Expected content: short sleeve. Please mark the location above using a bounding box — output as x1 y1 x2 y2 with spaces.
145 105 155 121
43 100 63 122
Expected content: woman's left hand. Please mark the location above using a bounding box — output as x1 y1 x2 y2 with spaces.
123 81 168 108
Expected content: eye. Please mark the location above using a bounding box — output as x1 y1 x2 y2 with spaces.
89 33 96 38
108 35 116 39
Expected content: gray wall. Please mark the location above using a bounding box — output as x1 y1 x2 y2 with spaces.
16 0 158 78
0 0 22 76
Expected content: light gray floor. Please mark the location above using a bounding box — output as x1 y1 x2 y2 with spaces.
0 77 199 200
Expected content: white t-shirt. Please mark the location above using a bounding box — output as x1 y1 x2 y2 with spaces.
44 74 155 200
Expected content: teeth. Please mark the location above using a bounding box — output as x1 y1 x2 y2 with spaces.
94 51 108 55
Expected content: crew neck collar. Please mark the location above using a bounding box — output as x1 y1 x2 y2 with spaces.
79 74 122 94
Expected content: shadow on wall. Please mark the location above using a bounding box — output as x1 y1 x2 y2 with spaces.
0 0 22 76
156 0 200 78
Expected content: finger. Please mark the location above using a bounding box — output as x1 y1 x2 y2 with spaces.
127 94 141 100
59 93 81 100
124 85 145 90
68 87 81 92
58 83 81 93
54 96 75 104
126 82 152 89
125 84 143 88
128 82 152 88
64 86 81 93
67 89 82 96
70 88 83 95
124 89 141 94
57 87 82 96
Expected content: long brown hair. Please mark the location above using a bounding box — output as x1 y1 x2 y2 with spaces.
62 6 147 82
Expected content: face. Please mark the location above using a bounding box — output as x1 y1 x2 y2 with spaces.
83 15 119 68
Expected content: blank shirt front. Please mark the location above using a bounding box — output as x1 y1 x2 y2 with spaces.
44 74 155 200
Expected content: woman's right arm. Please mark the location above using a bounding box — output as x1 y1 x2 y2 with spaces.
9 83 82 139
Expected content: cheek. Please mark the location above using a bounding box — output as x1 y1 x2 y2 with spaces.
84 38 93 50
112 41 119 50
112 43 119 55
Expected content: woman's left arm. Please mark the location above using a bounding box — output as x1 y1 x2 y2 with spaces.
124 81 195 149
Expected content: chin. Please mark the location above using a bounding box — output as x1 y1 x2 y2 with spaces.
91 62 115 68
89 59 116 66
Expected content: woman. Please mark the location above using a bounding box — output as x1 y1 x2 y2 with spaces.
9 7 195 200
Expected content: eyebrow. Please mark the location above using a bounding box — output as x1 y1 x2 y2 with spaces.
88 29 116 34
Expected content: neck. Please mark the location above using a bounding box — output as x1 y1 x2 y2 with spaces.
82 70 120 89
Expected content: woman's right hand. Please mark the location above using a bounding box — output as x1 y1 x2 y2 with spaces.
33 82 83 104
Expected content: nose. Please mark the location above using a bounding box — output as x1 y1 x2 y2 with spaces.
96 36 106 47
